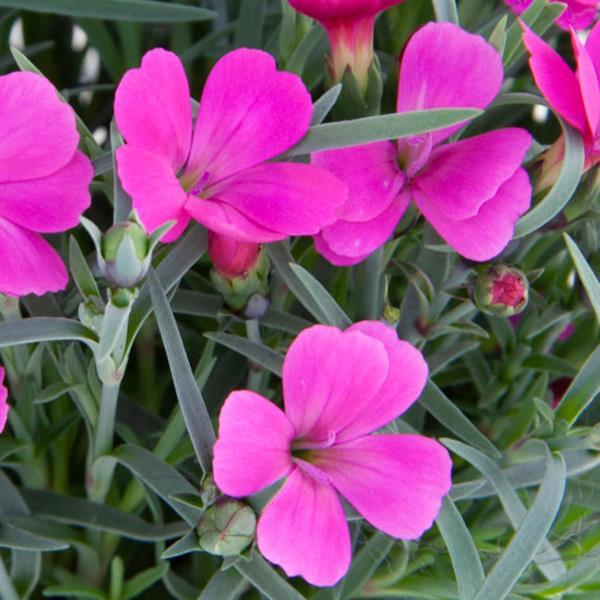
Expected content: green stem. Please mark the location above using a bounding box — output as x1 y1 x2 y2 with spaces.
358 247 384 320
245 319 263 391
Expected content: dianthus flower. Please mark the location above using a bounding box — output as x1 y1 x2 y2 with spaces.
312 22 532 265
505 0 598 31
213 322 452 586
0 367 8 434
114 48 346 245
0 72 92 295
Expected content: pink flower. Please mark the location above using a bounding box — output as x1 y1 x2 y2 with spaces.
312 23 532 265
505 0 598 31
114 48 346 247
0 72 93 296
522 22 600 170
288 0 405 86
213 322 452 586
0 366 8 434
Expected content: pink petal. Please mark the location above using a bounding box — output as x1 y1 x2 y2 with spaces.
0 72 78 183
257 466 351 587
0 366 8 434
288 0 403 20
412 129 531 220
337 321 429 442
114 48 192 171
397 22 503 143
572 28 600 136
203 162 346 238
0 151 92 233
587 21 600 80
0 217 68 296
213 391 295 497
314 434 453 539
522 25 588 133
413 168 532 261
282 325 389 443
311 142 405 222
317 193 409 264
314 233 372 266
556 1 598 30
187 49 312 184
116 145 190 242
185 198 283 243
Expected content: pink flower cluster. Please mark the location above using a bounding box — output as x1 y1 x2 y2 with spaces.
213 322 452 586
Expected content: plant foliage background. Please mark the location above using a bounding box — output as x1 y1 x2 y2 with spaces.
0 0 599 599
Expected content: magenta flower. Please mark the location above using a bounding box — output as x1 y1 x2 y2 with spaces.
289 0 405 86
114 49 346 246
0 367 8 434
523 22 600 171
0 72 93 296
213 322 452 586
311 23 532 265
505 0 598 31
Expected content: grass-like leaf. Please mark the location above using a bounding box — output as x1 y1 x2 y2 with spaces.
564 233 600 325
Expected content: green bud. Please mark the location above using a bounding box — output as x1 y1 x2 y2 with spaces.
472 265 529 317
197 500 256 557
101 222 149 289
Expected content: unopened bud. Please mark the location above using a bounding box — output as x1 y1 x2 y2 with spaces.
197 499 256 556
473 265 529 317
101 222 149 288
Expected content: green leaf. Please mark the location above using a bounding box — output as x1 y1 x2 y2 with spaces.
43 584 106 599
285 108 482 156
432 0 459 23
443 439 566 581
436 497 485 599
148 270 215 472
0 318 98 349
96 445 202 527
0 0 216 21
205 333 284 377
311 85 342 126
555 345 600 427
234 553 305 600
234 0 265 48
162 531 199 560
472 449 566 600
289 264 352 328
515 121 585 237
34 382 81 405
489 15 508 55
123 563 168 600
199 569 248 600
287 26 327 77
0 522 68 552
111 120 131 222
564 233 600 325
69 237 103 302
419 382 501 458
21 488 187 541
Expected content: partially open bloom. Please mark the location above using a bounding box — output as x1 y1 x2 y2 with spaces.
115 48 346 247
213 322 452 586
0 366 9 434
312 23 532 265
0 72 93 296
288 0 405 87
473 265 530 317
523 22 600 174
505 0 599 31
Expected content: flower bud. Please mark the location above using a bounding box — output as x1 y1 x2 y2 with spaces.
197 499 256 557
209 234 271 313
472 265 529 317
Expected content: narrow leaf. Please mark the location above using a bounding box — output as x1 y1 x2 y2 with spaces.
564 233 600 325
0 318 98 349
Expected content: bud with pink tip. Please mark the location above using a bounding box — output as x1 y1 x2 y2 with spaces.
473 265 530 317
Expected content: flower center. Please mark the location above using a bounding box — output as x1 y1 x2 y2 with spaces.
397 134 433 178
179 170 211 197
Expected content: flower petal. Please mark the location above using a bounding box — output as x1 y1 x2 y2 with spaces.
412 129 531 220
116 145 190 242
288 0 403 20
314 233 372 266
114 48 192 171
0 72 78 182
337 321 428 442
0 151 92 233
522 24 588 133
0 217 68 296
187 49 312 183
317 192 410 263
0 366 8 434
314 434 453 539
587 21 600 80
413 168 532 261
283 325 389 442
397 22 503 143
204 162 346 238
213 390 295 497
571 28 600 136
257 466 351 587
312 142 405 222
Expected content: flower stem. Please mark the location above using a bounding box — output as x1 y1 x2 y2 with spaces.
358 247 384 320
246 319 263 391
